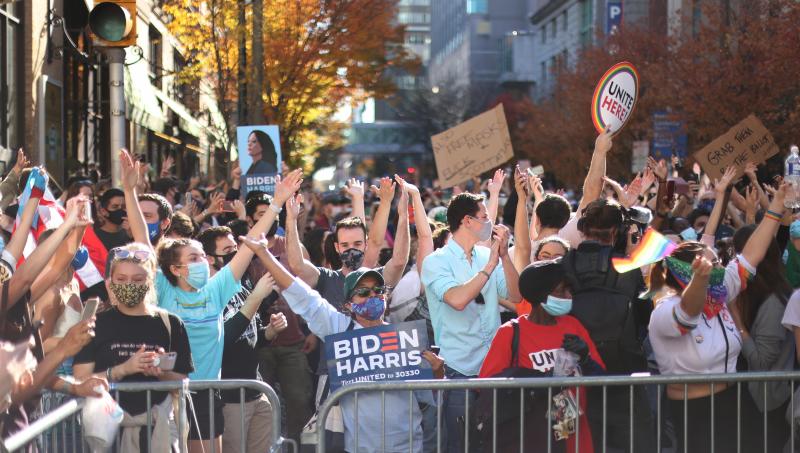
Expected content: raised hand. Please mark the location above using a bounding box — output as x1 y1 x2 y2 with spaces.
232 200 246 220
640 168 656 194
64 195 93 228
274 169 303 206
513 166 529 198
370 177 396 204
529 174 544 203
713 166 737 195
487 168 507 196
252 272 276 299
59 319 96 357
206 192 225 215
691 254 713 279
595 127 613 154
119 149 140 192
160 155 174 178
285 193 304 220
238 234 271 255
647 156 668 182
394 174 420 196
344 178 365 200
12 148 29 175
492 224 511 258
744 161 759 181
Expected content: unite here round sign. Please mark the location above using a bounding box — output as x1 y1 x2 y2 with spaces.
591 62 640 135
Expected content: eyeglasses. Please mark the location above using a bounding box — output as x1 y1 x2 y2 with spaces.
351 286 387 298
110 248 152 262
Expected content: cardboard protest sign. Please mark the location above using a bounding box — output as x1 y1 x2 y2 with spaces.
236 125 282 198
692 114 779 181
431 104 514 188
591 62 639 135
325 320 433 390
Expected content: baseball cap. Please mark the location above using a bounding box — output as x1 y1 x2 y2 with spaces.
518 259 566 304
344 267 385 301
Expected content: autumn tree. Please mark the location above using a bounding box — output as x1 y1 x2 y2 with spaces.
516 0 800 187
164 0 418 168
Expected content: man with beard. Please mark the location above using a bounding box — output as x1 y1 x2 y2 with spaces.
94 188 131 251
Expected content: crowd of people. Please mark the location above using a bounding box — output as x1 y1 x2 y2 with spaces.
1 126 800 453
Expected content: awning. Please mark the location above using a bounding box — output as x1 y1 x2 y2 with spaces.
124 48 167 133
153 88 204 138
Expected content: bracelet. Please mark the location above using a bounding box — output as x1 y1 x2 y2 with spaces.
479 270 491 280
764 210 782 222
269 204 282 214
106 366 115 382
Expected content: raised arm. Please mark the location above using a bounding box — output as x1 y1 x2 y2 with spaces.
578 129 612 212
703 166 737 240
744 162 770 211
486 169 506 223
30 224 86 301
344 178 366 224
395 175 432 274
7 197 91 308
285 193 321 286
5 194 41 262
528 175 544 242
225 169 303 281
119 149 150 248
742 182 789 268
382 183 410 287
438 241 500 311
679 256 713 318
497 225 522 303
512 168 532 271
365 177 395 268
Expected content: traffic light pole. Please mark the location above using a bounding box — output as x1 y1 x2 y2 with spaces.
107 48 125 187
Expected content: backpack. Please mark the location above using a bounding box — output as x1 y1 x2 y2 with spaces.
467 321 563 453
563 242 648 374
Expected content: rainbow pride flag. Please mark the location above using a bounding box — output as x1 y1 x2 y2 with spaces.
612 228 677 273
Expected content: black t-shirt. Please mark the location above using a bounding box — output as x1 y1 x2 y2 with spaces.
221 281 265 403
74 308 194 415
93 225 131 251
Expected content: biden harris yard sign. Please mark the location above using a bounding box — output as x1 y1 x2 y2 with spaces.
325 320 433 390
591 62 639 135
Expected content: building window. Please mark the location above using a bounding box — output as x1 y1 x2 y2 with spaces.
541 61 547 83
467 0 488 14
580 0 593 47
0 3 22 152
540 26 546 44
149 25 163 88
551 19 556 38
398 12 430 24
563 10 568 31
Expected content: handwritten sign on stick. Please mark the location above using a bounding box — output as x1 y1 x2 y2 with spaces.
692 114 779 181
431 104 514 188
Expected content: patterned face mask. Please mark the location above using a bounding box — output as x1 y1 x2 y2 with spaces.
664 256 727 318
109 282 149 308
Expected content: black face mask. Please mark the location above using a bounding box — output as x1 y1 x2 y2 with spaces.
339 248 365 270
106 209 127 226
213 251 236 270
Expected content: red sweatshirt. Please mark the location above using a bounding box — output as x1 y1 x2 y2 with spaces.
479 315 605 453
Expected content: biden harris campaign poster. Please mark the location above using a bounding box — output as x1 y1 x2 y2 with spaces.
324 320 434 390
236 125 282 197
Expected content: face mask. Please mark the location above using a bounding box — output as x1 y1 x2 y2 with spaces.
185 261 210 290
472 217 493 242
71 246 89 270
679 227 698 242
147 222 161 242
665 256 728 318
214 251 236 270
350 296 385 321
340 248 365 270
110 282 149 308
106 209 126 226
541 295 573 317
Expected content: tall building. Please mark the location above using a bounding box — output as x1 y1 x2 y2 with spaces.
429 0 529 91
7 0 223 186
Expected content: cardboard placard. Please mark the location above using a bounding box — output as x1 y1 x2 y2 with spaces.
324 320 433 390
692 114 779 181
236 125 283 198
431 104 514 188
591 62 639 135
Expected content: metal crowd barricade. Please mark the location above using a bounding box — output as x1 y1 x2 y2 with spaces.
316 370 800 453
1 379 294 453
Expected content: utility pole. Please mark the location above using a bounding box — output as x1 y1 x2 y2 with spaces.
237 0 248 125
107 48 126 187
251 0 265 123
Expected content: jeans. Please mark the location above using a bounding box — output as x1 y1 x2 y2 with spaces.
443 366 478 453
258 342 314 444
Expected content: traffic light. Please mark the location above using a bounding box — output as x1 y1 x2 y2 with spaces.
86 1 137 47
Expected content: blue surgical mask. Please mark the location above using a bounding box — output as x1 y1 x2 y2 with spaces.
541 295 572 317
71 246 89 270
679 227 698 242
147 222 161 242
185 261 210 290
350 296 385 321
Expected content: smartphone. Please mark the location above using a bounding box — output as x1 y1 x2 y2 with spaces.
157 352 177 371
527 165 544 177
430 346 441 355
83 199 92 220
222 201 235 212
81 298 99 321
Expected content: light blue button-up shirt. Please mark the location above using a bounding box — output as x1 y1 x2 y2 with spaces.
421 239 509 376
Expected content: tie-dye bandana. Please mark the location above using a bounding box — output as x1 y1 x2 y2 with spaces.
664 257 729 319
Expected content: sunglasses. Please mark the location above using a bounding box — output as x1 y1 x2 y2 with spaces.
351 286 387 298
110 248 152 262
